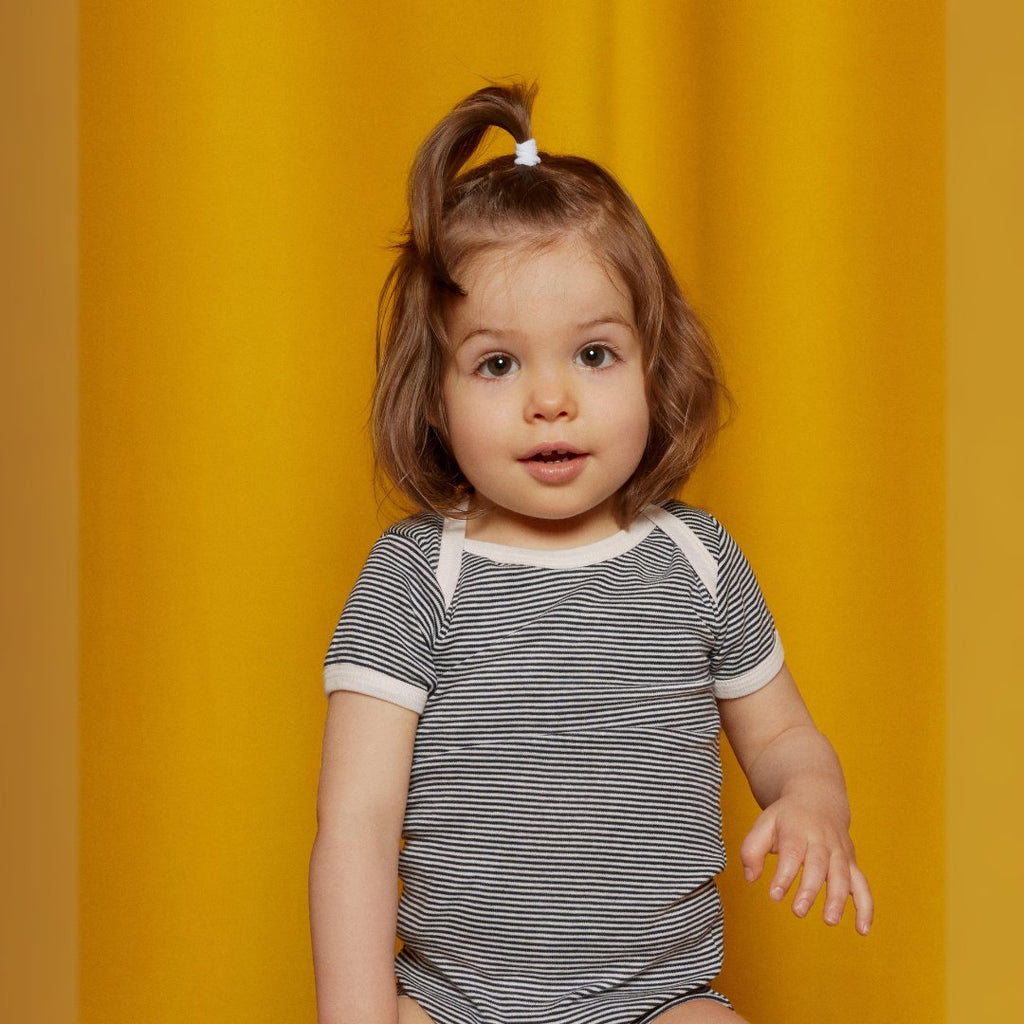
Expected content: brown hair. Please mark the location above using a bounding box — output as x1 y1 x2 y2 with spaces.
372 83 726 524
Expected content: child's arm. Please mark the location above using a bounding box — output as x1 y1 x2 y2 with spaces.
309 690 418 1024
718 664 873 935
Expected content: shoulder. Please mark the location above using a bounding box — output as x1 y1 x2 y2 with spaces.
356 512 446 589
380 511 445 549
371 511 444 560
656 499 725 553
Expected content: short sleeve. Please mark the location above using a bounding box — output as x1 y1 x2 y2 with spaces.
323 528 446 713
708 518 784 700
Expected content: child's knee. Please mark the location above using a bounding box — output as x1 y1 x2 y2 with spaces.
649 998 748 1024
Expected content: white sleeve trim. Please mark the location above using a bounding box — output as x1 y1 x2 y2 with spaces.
712 633 785 699
323 663 428 713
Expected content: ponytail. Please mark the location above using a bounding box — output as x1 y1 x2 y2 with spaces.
407 83 537 289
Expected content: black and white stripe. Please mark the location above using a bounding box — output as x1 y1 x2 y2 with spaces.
324 501 782 1024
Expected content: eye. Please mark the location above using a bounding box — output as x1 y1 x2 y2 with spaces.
576 344 616 369
477 353 519 378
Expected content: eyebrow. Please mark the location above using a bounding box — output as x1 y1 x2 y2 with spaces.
454 314 634 349
577 314 634 332
454 326 515 348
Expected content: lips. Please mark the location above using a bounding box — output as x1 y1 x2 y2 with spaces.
520 444 585 464
519 444 589 484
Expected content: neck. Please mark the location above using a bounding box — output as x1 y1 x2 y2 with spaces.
463 499 626 550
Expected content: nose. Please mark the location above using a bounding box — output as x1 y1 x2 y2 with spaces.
525 365 578 422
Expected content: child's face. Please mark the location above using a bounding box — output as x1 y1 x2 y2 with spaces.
441 235 650 548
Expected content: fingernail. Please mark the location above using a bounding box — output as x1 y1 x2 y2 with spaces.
770 886 785 901
825 909 840 925
794 899 809 916
858 922 871 936
744 867 754 882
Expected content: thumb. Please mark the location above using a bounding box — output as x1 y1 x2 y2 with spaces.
739 808 778 883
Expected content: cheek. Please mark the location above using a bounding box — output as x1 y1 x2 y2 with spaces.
621 382 652 446
441 385 496 465
438 370 467 437
632 415 653 465
441 382 471 437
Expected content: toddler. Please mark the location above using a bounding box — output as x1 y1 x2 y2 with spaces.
310 83 871 1024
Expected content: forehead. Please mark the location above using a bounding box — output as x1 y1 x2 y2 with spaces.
446 235 634 339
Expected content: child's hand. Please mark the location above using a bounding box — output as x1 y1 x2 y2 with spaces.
719 665 873 937
739 786 873 935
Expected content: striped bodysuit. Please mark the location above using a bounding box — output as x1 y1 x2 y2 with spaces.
324 501 783 1024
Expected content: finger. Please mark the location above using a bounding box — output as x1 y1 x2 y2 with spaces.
787 843 829 918
739 812 776 883
768 839 808 904
822 852 853 926
850 863 874 936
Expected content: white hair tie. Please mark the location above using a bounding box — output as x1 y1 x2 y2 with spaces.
514 138 541 166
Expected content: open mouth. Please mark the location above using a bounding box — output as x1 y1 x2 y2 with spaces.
528 449 580 464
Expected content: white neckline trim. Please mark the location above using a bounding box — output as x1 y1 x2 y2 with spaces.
460 515 656 568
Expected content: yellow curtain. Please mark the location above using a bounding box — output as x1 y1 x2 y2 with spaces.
78 3 945 1021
